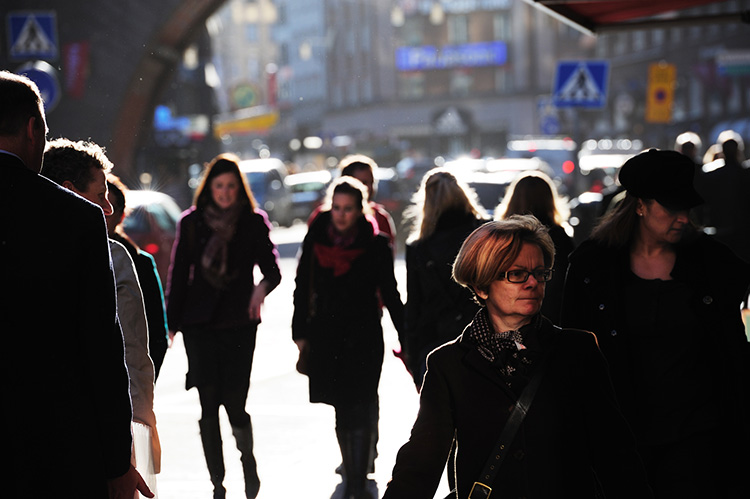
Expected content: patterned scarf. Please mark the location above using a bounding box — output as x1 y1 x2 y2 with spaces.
201 203 242 289
468 309 538 378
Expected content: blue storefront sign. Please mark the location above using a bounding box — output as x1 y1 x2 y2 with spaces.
396 41 507 71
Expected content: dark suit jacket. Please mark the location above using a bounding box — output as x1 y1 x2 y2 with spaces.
1 153 133 498
384 314 652 499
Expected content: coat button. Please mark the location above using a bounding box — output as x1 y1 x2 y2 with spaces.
702 295 713 305
514 450 525 460
583 277 591 284
611 329 617 336
598 303 605 310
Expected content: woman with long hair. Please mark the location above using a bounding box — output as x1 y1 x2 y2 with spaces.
166 153 281 499
495 170 574 324
403 167 487 388
562 149 750 497
293 176 405 499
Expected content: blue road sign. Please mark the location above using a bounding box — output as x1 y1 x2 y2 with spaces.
17 61 61 112
7 11 58 61
553 61 609 108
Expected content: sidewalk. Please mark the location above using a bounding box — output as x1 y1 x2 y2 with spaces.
151 256 451 499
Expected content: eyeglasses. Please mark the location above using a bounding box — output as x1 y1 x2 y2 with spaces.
499 269 554 283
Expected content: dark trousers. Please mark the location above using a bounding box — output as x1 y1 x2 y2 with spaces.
183 324 258 425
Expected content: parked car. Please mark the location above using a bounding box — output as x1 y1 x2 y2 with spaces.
284 169 332 223
120 189 183 283
448 157 555 216
505 135 579 195
395 156 437 195
239 157 294 226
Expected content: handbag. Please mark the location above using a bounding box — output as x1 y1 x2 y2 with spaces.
444 343 553 499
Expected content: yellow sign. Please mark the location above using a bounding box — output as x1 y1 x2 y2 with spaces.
213 108 279 138
645 63 675 124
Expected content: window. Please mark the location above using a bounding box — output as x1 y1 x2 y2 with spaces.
494 12 511 41
398 73 425 100
448 15 469 44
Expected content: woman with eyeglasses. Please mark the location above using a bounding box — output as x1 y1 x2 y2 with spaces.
383 215 652 499
561 149 750 498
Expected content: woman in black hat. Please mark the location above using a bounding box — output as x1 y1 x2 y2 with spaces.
561 149 750 498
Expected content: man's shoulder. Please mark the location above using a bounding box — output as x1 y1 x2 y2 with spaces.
2 165 101 219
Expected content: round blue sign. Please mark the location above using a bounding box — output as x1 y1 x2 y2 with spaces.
17 61 61 112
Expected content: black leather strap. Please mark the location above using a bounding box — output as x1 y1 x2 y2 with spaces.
468 344 554 499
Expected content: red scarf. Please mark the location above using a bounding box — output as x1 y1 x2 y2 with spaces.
313 244 364 277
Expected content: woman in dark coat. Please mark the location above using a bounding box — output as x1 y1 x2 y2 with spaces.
292 176 405 499
404 167 487 389
166 153 281 499
561 149 750 498
384 216 652 499
495 170 575 324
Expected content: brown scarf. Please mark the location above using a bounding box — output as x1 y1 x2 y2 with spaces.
201 203 242 289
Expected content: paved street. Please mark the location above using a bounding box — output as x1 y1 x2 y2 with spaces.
152 224 451 498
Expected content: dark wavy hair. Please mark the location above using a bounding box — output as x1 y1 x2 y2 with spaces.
41 138 113 191
193 153 257 211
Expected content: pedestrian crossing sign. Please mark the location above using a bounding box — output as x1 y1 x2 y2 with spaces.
553 61 609 108
7 11 58 61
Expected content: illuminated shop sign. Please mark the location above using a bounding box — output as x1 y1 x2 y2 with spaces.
396 41 507 71
396 0 512 15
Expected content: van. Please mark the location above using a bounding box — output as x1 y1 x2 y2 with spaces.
239 158 293 226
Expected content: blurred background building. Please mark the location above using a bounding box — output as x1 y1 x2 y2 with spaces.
2 0 749 206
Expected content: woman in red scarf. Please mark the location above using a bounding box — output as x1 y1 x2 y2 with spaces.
166 153 281 499
293 176 405 499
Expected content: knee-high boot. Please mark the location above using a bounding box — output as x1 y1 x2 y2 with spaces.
199 418 226 499
337 428 374 499
231 422 261 499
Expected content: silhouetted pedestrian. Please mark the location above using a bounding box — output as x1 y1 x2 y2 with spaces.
1 70 152 498
562 148 750 497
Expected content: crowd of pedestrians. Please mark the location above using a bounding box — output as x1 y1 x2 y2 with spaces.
3 68 750 499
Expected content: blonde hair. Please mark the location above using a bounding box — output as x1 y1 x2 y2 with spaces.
453 215 554 303
405 167 486 244
495 170 569 226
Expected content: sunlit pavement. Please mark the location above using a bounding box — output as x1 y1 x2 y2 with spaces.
152 224 451 499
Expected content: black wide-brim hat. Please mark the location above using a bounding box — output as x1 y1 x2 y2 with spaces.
617 148 704 210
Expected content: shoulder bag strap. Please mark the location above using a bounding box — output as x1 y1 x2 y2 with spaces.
467 342 555 499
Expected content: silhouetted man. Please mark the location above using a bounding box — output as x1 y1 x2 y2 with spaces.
0 70 152 498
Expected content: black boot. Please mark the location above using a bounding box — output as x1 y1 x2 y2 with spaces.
199 418 226 499
337 429 374 499
231 422 261 499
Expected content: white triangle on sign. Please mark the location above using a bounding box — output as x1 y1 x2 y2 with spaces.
555 64 601 103
11 16 55 56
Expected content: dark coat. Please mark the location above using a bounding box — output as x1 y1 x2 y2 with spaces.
561 234 750 436
292 212 405 406
542 223 575 324
166 205 281 332
405 210 483 385
2 154 133 497
561 234 750 494
384 313 652 499
112 233 169 379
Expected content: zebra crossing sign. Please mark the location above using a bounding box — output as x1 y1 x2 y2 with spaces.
552 61 609 108
7 12 59 61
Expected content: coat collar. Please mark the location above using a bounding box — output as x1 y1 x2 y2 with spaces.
456 310 555 395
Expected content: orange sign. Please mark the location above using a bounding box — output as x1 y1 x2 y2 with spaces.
645 63 675 124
